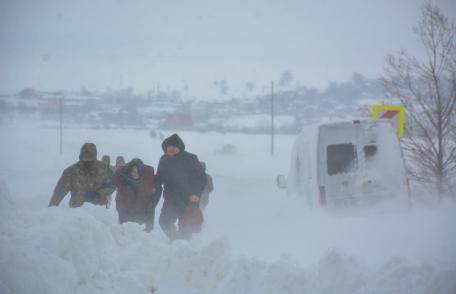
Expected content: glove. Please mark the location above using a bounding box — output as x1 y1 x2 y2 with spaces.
84 191 100 202
189 194 199 204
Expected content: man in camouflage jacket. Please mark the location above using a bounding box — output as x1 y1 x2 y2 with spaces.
48 143 115 208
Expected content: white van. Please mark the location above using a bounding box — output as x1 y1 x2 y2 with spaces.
278 119 410 208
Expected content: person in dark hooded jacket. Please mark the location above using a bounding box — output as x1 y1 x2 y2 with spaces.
154 134 207 241
115 158 158 232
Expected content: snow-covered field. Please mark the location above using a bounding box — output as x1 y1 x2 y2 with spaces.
1 120 456 294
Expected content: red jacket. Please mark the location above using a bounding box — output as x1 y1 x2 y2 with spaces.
115 165 157 214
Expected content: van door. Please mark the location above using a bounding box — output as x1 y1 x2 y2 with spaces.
317 123 362 206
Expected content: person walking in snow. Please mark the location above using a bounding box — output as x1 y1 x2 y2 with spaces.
115 156 126 172
154 134 207 241
102 155 115 173
199 161 214 211
101 154 115 208
115 158 159 232
48 143 115 208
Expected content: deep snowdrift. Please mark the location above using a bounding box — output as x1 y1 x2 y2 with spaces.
1 195 455 294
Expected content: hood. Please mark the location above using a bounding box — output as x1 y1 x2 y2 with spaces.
124 158 145 179
101 155 111 166
161 134 185 153
79 143 97 162
121 158 145 194
116 156 126 167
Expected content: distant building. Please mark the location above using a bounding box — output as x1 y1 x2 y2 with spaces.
161 113 194 129
18 88 38 99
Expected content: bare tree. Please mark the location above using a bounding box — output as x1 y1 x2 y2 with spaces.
218 80 229 96
383 3 456 197
246 81 255 92
279 71 293 87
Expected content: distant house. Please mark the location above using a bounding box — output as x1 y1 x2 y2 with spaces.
161 113 194 129
18 88 39 99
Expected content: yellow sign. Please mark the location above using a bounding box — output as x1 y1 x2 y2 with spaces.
372 105 405 139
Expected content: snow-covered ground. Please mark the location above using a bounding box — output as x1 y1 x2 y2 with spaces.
1 120 456 294
208 114 295 132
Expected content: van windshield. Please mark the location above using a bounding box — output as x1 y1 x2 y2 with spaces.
327 143 357 175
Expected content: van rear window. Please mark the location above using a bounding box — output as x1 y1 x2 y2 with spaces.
327 143 357 175
363 145 377 161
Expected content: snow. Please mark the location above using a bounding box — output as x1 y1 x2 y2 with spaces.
208 114 295 132
1 120 456 294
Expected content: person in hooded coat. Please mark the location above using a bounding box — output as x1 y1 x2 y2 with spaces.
115 158 158 232
154 134 207 241
102 155 115 208
115 156 126 172
102 155 115 173
48 143 115 208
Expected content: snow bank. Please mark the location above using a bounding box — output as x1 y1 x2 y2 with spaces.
1 201 455 294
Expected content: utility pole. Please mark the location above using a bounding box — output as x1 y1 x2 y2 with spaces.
59 97 63 154
271 81 275 156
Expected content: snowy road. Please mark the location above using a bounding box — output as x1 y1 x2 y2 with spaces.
1 121 456 293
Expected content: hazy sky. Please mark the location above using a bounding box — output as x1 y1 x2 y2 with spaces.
1 0 455 98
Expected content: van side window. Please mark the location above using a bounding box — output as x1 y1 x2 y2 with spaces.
363 145 377 161
326 143 357 175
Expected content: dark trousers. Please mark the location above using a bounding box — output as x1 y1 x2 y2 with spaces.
159 199 190 241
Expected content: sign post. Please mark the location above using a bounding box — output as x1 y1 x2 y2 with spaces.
271 81 274 156
59 98 63 154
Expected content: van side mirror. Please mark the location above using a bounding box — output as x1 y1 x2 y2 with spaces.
277 175 288 189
